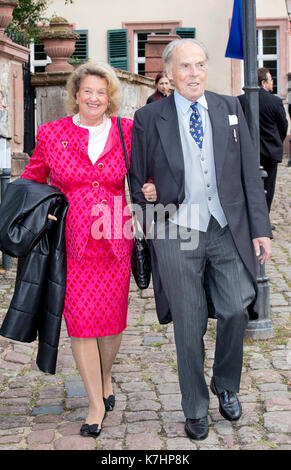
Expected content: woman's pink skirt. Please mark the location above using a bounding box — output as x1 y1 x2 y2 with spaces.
63 236 131 338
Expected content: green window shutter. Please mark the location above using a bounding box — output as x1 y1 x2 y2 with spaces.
107 29 129 71
175 28 196 39
71 30 88 61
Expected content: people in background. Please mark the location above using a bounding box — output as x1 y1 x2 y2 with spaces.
146 72 171 104
239 67 288 214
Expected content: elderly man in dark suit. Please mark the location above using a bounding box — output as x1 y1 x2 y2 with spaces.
239 67 288 213
129 39 272 440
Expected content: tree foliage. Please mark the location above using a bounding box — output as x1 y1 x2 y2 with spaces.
8 0 74 40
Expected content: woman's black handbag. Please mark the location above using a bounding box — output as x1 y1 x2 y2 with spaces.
117 117 151 290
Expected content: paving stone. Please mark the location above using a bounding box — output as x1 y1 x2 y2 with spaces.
157 383 181 394
0 163 290 451
4 352 31 365
54 435 96 450
0 435 22 444
214 420 233 435
166 437 197 450
31 405 63 416
27 444 53 450
58 421 82 436
237 426 264 444
126 433 163 450
27 430 55 444
264 397 291 412
125 411 159 423
98 439 124 450
64 378 87 398
0 416 29 429
258 383 287 392
119 381 152 392
159 394 182 411
0 405 30 415
128 398 161 412
127 420 162 434
264 411 291 433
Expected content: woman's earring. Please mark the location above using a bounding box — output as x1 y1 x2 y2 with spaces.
76 99 79 105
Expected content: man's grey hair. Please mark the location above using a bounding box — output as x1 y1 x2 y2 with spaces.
162 38 209 71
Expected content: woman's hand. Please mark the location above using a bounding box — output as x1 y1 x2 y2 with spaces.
142 182 157 202
48 214 57 221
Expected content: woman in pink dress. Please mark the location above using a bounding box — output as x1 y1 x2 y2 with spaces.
21 62 156 437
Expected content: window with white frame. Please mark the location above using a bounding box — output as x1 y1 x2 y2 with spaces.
30 30 88 73
256 28 280 95
30 40 51 73
133 31 170 75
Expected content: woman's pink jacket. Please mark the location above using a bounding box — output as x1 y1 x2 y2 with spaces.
21 115 134 261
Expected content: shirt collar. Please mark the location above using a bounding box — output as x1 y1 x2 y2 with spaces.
174 89 208 115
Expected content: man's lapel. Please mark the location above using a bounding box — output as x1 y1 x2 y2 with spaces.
155 92 230 188
205 91 229 186
155 94 185 188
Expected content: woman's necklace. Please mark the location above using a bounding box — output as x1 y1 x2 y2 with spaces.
73 113 108 137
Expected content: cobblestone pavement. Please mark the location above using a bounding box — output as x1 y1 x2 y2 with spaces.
0 160 290 451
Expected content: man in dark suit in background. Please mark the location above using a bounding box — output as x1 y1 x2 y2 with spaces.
239 67 288 213
129 39 272 440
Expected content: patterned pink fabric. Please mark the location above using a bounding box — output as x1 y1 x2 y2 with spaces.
21 115 134 261
63 237 131 337
21 115 134 337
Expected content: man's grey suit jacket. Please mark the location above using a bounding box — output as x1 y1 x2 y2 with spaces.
129 91 272 323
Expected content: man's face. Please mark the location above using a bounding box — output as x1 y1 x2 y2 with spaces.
166 42 207 102
264 72 274 92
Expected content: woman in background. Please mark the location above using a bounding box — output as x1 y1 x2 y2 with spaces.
146 72 171 104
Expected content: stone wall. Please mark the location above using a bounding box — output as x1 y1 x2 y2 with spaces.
31 68 155 127
0 34 30 176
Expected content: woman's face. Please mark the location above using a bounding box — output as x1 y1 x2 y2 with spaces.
157 77 170 95
76 75 109 126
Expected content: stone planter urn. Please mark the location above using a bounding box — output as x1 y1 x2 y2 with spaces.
0 0 18 37
40 17 79 72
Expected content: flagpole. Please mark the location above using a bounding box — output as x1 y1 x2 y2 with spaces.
241 0 274 339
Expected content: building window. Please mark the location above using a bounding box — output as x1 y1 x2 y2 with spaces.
134 31 170 75
30 40 51 73
70 30 88 63
107 29 129 71
30 29 88 72
175 27 196 39
256 28 279 95
122 21 182 74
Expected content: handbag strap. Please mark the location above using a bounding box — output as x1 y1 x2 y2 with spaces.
117 116 141 237
117 117 133 204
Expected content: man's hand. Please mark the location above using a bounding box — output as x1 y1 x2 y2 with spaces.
252 237 272 264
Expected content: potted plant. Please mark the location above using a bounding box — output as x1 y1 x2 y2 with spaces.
40 16 79 72
0 0 18 37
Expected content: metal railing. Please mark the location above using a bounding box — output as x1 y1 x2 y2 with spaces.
4 28 30 48
0 138 11 269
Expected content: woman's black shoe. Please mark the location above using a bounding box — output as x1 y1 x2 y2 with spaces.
80 423 102 438
103 394 115 411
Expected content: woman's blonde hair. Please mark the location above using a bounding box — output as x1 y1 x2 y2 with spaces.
66 61 121 115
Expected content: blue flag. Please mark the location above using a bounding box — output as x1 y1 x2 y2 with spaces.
225 0 243 59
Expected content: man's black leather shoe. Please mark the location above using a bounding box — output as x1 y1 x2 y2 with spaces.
210 377 242 421
185 416 209 440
